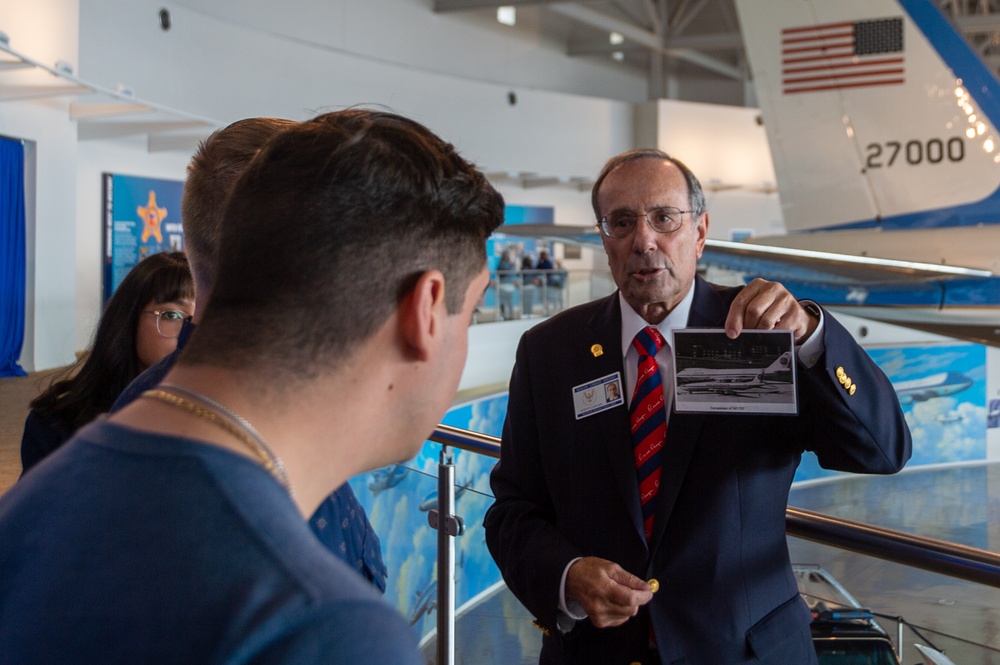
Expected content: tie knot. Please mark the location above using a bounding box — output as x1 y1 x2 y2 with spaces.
633 326 664 358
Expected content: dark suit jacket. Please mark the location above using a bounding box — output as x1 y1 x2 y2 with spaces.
484 277 911 665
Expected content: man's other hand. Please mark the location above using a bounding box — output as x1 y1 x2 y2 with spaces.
565 556 654 628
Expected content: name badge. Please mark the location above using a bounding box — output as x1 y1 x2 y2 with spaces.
573 372 624 420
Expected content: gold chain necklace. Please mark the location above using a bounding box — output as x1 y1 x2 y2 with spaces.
141 385 292 494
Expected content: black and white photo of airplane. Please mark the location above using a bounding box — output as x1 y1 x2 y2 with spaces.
676 351 793 398
673 330 798 414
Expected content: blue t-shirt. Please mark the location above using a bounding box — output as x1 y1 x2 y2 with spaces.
111 321 388 592
0 421 420 664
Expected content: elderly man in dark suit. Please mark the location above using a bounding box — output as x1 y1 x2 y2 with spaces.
484 149 911 665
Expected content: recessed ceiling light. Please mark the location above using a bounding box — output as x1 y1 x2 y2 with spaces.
497 6 516 26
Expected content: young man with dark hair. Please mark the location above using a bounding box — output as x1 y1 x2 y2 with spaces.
0 109 503 663
112 117 390 591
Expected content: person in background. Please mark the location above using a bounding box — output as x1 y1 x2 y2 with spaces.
19 251 193 476
520 253 538 317
536 248 554 273
546 258 568 312
0 108 504 663
497 248 518 320
535 249 562 313
110 117 388 591
485 148 911 665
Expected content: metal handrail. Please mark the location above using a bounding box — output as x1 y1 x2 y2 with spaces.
428 424 1000 589
786 506 1000 587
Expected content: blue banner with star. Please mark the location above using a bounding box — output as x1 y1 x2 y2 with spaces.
102 173 185 303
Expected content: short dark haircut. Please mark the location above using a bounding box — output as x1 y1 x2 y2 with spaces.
183 109 505 379
591 148 707 221
181 117 297 287
31 252 193 432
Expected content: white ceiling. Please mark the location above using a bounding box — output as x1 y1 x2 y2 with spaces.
433 0 1000 101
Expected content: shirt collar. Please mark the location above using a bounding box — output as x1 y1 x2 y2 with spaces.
619 281 696 357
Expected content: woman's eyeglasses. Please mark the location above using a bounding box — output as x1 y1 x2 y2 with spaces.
142 309 190 338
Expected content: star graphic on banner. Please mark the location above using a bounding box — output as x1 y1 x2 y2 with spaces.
138 190 167 244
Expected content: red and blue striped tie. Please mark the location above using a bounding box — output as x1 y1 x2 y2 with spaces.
630 326 667 541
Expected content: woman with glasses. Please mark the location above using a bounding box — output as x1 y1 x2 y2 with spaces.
19 251 194 476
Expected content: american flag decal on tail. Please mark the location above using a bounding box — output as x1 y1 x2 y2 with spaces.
782 17 904 94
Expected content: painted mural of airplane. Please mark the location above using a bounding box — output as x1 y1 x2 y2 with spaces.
894 371 974 405
368 463 407 496
418 478 472 513
409 580 437 626
676 351 792 396
934 411 964 424
988 402 1000 426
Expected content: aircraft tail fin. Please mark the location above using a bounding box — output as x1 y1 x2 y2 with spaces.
734 0 1000 234
765 351 793 374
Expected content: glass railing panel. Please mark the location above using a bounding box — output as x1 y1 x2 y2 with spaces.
354 370 1000 663
417 395 513 662
788 540 1000 663
789 462 1000 663
345 393 511 661
482 269 613 322
344 458 438 629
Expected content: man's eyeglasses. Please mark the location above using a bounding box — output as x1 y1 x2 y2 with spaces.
598 207 696 238
142 309 190 338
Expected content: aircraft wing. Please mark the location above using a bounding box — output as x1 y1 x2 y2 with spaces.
498 222 1000 346
499 223 991 279
699 240 1000 347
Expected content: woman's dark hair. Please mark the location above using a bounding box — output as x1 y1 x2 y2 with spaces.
30 251 193 433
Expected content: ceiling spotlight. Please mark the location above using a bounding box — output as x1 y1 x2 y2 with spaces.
610 32 624 45
497 6 516 27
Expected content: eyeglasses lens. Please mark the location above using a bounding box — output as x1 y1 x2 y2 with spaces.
155 311 185 338
602 208 684 238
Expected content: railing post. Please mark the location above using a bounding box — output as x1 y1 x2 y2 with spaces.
897 620 903 662
429 446 464 665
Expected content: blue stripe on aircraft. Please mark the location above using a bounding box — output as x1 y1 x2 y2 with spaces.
700 249 1000 307
803 0 1000 233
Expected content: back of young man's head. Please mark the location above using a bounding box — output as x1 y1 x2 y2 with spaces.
183 108 505 379
181 117 298 289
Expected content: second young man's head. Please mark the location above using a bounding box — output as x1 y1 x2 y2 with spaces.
183 108 504 420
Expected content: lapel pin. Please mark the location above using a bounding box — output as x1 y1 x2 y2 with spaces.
591 344 603 358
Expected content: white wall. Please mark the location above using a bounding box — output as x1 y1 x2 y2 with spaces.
77 0 636 178
0 0 80 371
637 99 784 241
4 0 786 370
167 0 649 104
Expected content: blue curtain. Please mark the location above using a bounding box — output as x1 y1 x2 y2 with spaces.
0 136 27 377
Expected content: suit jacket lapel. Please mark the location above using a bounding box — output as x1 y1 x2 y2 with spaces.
649 277 731 552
